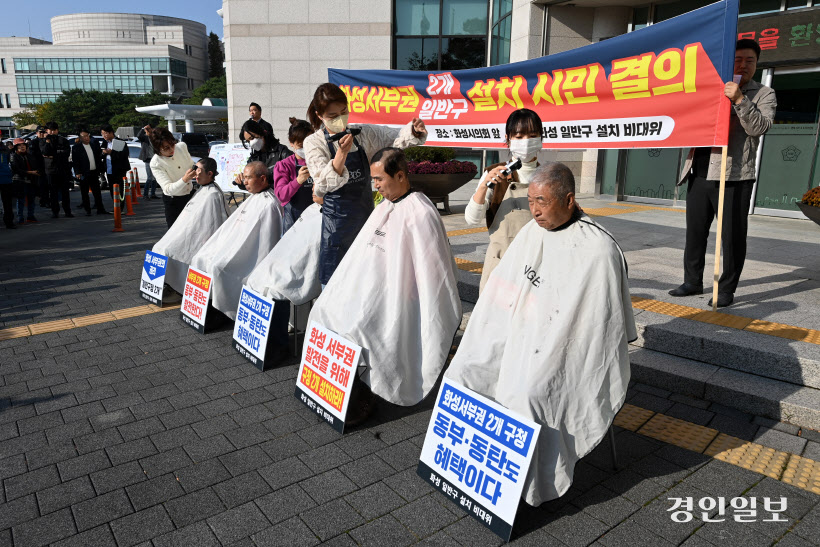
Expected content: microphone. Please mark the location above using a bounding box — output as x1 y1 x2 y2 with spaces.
326 126 362 143
487 157 522 189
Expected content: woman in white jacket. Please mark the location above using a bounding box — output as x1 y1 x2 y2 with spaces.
303 82 427 286
149 127 196 227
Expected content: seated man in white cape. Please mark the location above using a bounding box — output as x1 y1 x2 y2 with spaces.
153 157 230 295
307 148 462 424
246 201 323 306
445 162 636 506
190 161 286 333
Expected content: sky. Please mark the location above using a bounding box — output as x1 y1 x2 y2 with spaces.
0 0 224 41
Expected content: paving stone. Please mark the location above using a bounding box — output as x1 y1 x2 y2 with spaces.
259 433 312 463
630 483 708 545
344 480 410 521
184 434 235 463
51 524 117 547
442 515 505 547
664 403 715 426
219 444 272 476
89 461 147 494
706 414 760 441
627 392 673 414
0 454 27 482
153 520 220 547
384 467 436 502
340 453 396 488
105 438 158 467
300 498 365 541
691 516 774 546
300 468 359 505
125 472 185 511
571 485 641 526
804 441 820 461
256 483 317 525
212 470 272 508
110 504 174 547
392 493 460 538
139 446 193 478
4 465 60 500
0 494 39 530
600 469 667 506
206 500 271 544
71 488 134 532
36 476 95 515
378 439 423 471
164 487 226 528
597 518 675 547
350 514 417 547
259 456 313 490
24 442 78 470
74 427 124 455
754 427 807 454
117 417 165 443
57 450 111 482
298 443 352 475
130 399 174 421
252 516 321 547
46 420 94 445
11 507 76 547
191 414 239 439
150 425 201 451
174 458 231 492
17 410 65 435
295 421 343 448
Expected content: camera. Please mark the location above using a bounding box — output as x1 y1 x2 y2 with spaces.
326 126 362 143
487 157 522 189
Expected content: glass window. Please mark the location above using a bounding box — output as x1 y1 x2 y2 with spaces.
395 37 440 70
739 0 782 14
442 0 487 35
490 15 511 65
1 58 6 74
395 0 440 35
441 37 485 69
786 0 809 7
493 0 513 23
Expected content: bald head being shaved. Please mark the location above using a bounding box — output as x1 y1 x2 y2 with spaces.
527 162 577 230
530 162 575 200
242 161 271 193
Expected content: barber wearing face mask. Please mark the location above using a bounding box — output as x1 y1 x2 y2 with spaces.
235 119 291 190
465 108 545 294
273 117 316 232
304 83 427 286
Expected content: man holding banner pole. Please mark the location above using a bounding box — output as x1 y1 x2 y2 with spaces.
669 39 775 308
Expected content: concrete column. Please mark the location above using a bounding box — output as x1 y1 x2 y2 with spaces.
167 119 176 132
184 119 195 133
167 75 174 95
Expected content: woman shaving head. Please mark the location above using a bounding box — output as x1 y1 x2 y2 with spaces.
307 83 350 134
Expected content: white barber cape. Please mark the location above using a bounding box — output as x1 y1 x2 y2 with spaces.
445 211 636 506
308 191 462 406
152 184 230 293
247 203 322 305
190 188 283 320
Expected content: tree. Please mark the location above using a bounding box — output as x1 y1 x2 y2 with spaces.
182 75 226 105
12 102 58 128
208 32 225 79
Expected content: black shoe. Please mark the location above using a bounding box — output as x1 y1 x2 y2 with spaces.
97 210 112 215
85 210 92 216
65 212 74 218
707 293 733 308
51 213 59 219
668 283 703 297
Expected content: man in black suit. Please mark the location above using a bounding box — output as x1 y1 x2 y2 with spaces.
72 127 109 215
100 124 130 210
43 121 73 218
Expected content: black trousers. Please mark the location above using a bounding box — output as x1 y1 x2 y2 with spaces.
162 193 192 228
38 175 50 206
0 185 14 227
48 172 72 215
79 170 106 213
683 176 755 295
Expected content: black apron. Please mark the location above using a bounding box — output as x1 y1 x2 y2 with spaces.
319 131 373 284
283 157 315 233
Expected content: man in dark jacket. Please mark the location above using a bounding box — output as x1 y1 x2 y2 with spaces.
0 144 14 228
43 121 73 218
100 124 130 210
238 102 274 143
31 126 49 208
72 127 109 216
137 124 158 199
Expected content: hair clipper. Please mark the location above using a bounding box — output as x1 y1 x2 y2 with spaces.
326 126 362 143
487 157 522 189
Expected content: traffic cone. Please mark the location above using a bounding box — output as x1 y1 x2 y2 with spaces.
130 170 139 205
124 177 135 216
112 184 124 232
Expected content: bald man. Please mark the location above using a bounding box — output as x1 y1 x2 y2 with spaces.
189 161 287 352
446 162 636 506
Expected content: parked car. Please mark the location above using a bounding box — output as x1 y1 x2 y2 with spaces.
208 140 227 148
172 132 209 158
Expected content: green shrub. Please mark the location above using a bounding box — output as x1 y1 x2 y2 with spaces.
404 146 455 163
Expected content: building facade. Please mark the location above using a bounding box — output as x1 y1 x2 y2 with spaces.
0 13 209 135
222 0 820 217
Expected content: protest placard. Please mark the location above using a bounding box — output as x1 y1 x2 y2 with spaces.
232 285 275 370
417 377 541 541
179 267 213 333
140 250 167 306
294 322 360 433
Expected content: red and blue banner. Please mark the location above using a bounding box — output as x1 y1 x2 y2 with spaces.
329 0 739 149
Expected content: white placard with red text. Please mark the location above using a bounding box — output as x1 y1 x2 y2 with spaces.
179 267 213 333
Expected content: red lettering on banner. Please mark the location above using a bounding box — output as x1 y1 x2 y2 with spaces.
758 28 779 50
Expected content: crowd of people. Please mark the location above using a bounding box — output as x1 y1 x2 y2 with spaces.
0 121 164 229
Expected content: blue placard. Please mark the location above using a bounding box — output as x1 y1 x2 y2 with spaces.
143 251 167 280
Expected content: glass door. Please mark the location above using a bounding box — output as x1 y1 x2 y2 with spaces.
753 69 820 215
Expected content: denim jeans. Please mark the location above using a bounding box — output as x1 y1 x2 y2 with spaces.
143 163 157 197
17 184 36 220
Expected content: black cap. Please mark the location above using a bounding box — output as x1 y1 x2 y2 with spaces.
36 125 45 132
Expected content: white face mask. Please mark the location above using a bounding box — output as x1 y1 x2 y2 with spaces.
249 138 263 151
508 137 542 162
323 114 349 134
294 148 305 158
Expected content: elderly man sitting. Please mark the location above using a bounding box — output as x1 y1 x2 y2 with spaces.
190 161 286 331
445 162 636 506
153 158 230 295
307 147 462 425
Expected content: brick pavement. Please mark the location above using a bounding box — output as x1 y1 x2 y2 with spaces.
1 188 819 546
